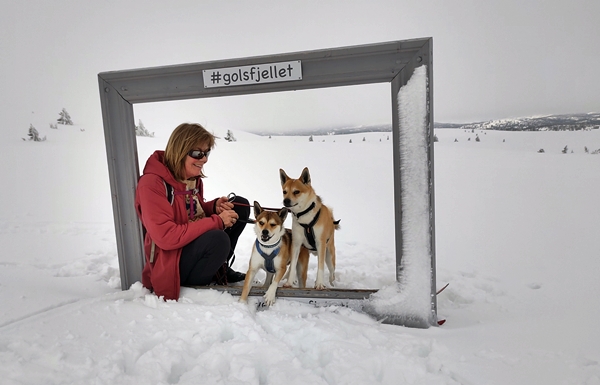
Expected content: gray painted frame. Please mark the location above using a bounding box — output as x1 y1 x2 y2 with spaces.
98 38 437 326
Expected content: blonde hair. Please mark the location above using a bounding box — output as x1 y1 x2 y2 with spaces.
164 123 216 180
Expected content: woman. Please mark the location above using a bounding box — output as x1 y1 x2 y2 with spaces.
135 123 249 300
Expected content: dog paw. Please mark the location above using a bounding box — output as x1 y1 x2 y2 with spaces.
264 292 276 306
314 282 327 290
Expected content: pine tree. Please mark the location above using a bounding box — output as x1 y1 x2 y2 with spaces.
224 130 236 142
562 145 568 154
309 135 313 142
57 108 73 125
24 124 46 142
135 119 154 137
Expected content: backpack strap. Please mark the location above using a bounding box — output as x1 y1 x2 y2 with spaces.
164 181 174 205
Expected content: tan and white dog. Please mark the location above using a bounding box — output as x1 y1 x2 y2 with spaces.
239 201 309 305
280 167 340 290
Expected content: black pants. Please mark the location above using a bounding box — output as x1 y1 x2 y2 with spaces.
179 196 250 285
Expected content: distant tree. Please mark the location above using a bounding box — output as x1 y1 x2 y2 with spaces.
50 123 58 129
503 139 505 142
362 137 366 142
268 135 272 139
224 130 236 142
433 135 439 142
309 135 314 142
468 137 471 141
57 108 73 125
475 135 480 142
584 146 589 153
23 124 46 142
387 135 389 140
135 119 154 137
562 145 568 154
349 139 352 143
454 138 458 142
538 149 545 153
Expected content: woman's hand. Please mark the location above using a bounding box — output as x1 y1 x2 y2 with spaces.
215 196 234 214
219 209 239 228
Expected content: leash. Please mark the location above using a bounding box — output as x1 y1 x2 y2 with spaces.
227 192 288 213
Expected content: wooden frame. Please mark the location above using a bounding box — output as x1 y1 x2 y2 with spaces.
98 38 436 327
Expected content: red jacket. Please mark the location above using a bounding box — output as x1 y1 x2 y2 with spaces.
134 150 224 300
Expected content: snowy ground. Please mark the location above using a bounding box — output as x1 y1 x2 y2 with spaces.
1 124 599 384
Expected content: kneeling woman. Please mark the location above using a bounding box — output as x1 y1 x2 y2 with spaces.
135 123 248 300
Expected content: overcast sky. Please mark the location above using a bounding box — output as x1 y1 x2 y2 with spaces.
2 0 599 135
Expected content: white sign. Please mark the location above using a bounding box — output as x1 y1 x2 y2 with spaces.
203 60 302 88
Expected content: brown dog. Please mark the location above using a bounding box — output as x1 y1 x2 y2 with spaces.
280 167 340 290
239 201 309 305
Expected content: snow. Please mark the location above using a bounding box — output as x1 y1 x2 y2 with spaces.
1 123 600 384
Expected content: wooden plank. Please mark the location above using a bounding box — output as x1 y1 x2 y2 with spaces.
189 286 377 300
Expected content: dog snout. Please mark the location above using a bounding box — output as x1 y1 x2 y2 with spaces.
262 229 269 236
283 198 291 207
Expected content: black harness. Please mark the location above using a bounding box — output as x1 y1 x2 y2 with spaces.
294 202 320 251
255 238 281 273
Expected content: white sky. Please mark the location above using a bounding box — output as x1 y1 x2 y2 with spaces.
2 0 599 134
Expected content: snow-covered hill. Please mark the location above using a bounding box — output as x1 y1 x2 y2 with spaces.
437 112 600 131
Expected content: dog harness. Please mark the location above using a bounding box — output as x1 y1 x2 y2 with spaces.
255 238 281 273
293 201 341 251
294 202 320 251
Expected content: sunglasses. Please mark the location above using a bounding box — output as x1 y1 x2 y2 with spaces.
187 149 210 160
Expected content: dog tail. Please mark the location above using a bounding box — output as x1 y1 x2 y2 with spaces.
333 219 341 230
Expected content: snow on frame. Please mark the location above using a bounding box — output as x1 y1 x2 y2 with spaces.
367 65 434 327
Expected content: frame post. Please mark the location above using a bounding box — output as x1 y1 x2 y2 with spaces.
99 78 145 290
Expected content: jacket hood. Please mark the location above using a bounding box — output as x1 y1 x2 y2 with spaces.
142 150 183 189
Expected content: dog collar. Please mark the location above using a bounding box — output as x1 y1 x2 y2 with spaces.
294 201 316 219
257 237 281 249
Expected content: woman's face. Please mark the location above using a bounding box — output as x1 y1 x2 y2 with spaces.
183 143 210 179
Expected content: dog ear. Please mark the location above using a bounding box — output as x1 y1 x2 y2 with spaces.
278 207 288 222
253 201 262 218
300 167 311 185
279 168 290 186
